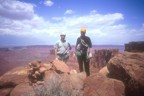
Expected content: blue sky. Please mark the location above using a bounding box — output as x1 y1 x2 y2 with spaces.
0 0 144 46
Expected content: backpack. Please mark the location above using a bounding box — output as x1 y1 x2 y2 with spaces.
76 38 89 57
77 38 88 51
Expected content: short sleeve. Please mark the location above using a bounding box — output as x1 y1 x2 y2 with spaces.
88 37 92 48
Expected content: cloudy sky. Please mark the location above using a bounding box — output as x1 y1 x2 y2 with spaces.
0 0 144 46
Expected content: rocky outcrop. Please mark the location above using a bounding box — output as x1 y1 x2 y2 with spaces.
0 88 13 96
33 70 86 96
28 60 48 83
84 73 125 96
52 60 70 73
125 41 144 52
10 83 35 96
2 51 144 96
98 66 109 77
0 66 29 96
0 60 85 96
91 49 119 68
27 60 70 84
107 52 144 96
0 66 28 89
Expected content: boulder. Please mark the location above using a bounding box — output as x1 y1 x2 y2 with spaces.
0 66 29 96
0 88 13 96
0 66 28 89
0 59 85 96
84 73 125 96
107 52 144 96
28 60 47 83
43 70 60 81
58 72 86 96
10 83 35 96
98 66 109 77
69 72 86 90
43 63 52 70
35 70 85 96
69 69 77 74
52 60 70 73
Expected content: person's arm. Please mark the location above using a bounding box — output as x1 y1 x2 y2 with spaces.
89 48 92 53
87 37 92 50
73 38 79 57
88 37 93 58
75 38 79 51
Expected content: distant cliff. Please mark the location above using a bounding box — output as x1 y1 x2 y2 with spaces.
125 41 144 52
91 48 119 68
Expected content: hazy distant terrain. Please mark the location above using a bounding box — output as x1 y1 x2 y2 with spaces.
0 45 124 76
0 46 51 76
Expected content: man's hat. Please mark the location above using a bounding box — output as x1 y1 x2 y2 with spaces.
60 32 66 36
81 27 86 33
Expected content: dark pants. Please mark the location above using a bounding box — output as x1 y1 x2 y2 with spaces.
77 52 90 76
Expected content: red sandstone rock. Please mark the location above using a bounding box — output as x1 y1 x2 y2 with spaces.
0 66 28 89
92 49 119 68
125 41 144 52
0 88 13 96
40 70 85 96
84 73 125 96
0 66 29 96
52 60 70 73
10 83 35 96
98 66 109 77
107 52 144 96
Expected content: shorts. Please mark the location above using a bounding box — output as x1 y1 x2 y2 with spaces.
57 53 69 63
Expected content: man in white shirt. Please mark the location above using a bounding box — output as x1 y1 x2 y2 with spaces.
54 32 71 63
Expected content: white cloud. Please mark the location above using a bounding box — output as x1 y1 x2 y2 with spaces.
90 10 97 14
44 0 54 7
0 1 144 45
0 0 34 20
52 17 63 21
64 9 74 15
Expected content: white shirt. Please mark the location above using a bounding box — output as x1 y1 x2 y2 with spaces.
54 40 70 54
